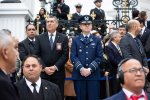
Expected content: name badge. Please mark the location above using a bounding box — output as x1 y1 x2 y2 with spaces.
56 43 62 50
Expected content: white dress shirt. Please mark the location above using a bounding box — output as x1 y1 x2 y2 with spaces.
123 88 146 100
25 78 41 93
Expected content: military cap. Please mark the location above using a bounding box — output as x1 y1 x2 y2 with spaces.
94 0 102 3
75 3 82 8
78 15 92 24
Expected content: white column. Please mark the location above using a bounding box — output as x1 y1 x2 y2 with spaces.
0 2 34 41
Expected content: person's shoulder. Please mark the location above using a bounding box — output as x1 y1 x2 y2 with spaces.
105 91 125 100
42 79 59 89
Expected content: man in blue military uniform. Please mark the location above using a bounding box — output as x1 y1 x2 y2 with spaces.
70 15 103 100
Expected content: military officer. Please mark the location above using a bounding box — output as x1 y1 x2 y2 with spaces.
70 15 103 100
72 3 82 21
90 0 105 20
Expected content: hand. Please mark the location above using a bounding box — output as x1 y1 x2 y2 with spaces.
80 68 91 77
44 66 56 75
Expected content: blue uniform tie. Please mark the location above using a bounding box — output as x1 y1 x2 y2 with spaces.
50 34 53 49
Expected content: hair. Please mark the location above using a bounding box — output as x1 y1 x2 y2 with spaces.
132 9 139 19
0 30 13 49
25 23 36 31
2 29 11 35
46 15 59 24
110 30 119 41
139 11 147 20
39 8 46 15
22 55 42 66
136 17 145 26
119 24 126 29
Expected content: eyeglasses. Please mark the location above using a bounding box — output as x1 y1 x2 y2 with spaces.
123 67 145 74
27 28 36 31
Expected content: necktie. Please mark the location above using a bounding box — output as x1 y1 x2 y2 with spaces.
131 95 144 100
85 36 88 40
29 41 35 54
134 37 143 54
49 33 53 49
117 45 122 56
31 83 38 99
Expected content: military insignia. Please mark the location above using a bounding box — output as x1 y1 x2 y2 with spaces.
79 49 82 52
84 16 89 21
56 43 62 50
91 43 95 45
89 38 93 42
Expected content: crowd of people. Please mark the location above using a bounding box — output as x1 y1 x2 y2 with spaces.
1 0 150 100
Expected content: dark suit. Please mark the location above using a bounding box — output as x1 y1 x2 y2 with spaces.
105 41 123 94
105 42 123 74
15 79 61 100
139 28 150 47
71 34 103 100
147 20 150 30
120 33 148 67
35 32 69 99
105 90 150 100
72 13 82 21
19 38 36 61
0 69 19 100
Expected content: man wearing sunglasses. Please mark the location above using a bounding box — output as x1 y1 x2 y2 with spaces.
105 58 150 100
71 15 103 100
18 24 37 61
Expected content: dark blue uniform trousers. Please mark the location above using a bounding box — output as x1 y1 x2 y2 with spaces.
74 80 100 100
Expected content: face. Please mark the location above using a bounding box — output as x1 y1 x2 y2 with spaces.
114 34 122 44
26 25 36 39
46 17 58 33
80 23 92 34
23 57 42 83
122 59 145 92
76 8 81 13
6 39 18 74
95 2 101 8
118 27 126 37
39 8 45 15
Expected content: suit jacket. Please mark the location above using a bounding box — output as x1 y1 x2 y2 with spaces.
144 34 150 58
15 79 61 100
105 41 123 74
19 38 36 61
90 8 105 20
70 34 103 80
139 28 150 47
147 20 150 30
35 32 69 78
72 13 82 20
105 90 150 100
0 69 19 100
120 33 148 67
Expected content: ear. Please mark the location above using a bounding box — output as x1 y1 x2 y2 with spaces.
1 47 8 60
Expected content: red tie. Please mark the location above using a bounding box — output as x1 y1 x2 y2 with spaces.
131 95 144 100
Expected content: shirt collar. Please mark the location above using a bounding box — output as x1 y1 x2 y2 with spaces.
83 33 91 38
48 31 56 36
123 88 145 98
112 41 118 47
128 32 136 38
28 38 36 42
25 77 41 89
